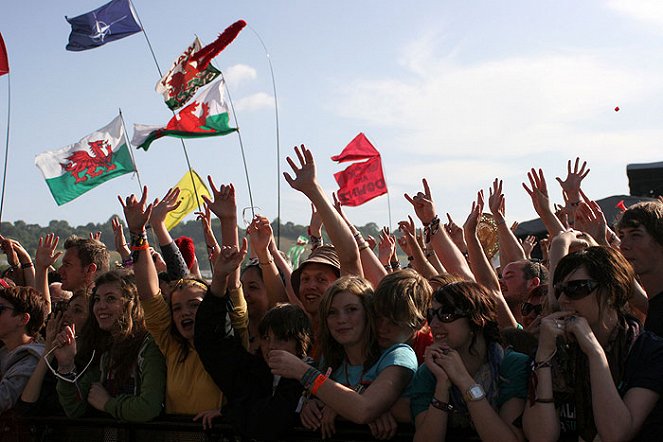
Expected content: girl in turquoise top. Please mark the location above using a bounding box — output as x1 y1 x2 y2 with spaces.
269 275 418 439
410 281 529 441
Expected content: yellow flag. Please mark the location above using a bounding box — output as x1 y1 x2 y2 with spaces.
165 170 210 230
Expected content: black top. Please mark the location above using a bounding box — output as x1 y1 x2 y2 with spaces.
194 292 304 440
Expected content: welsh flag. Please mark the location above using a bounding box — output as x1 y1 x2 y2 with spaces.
35 115 135 205
133 78 237 151
155 37 220 111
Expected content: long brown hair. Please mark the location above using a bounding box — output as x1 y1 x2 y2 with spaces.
76 270 147 387
318 276 380 372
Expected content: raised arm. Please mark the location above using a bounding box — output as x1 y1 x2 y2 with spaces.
148 187 189 279
34 234 62 314
463 192 517 328
247 215 289 307
488 179 526 268
555 157 589 225
119 187 159 301
398 216 439 279
202 179 241 289
111 217 132 266
284 145 361 277
522 168 565 237
405 179 473 279
331 192 386 286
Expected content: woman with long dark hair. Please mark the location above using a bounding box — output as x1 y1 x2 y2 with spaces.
524 243 663 441
54 270 165 422
410 281 529 441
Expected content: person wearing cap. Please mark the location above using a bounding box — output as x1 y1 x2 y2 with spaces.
291 245 341 339
284 145 363 351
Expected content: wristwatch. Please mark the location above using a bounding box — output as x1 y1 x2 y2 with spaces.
465 384 486 402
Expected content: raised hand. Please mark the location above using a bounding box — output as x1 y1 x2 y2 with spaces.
195 204 220 258
397 216 416 257
445 213 467 253
202 178 236 220
377 227 396 265
44 311 64 352
89 231 101 241
463 191 484 235
150 187 182 225
574 190 609 245
213 239 248 279
283 145 319 196
488 178 505 220
522 168 552 216
309 203 323 237
111 217 130 259
521 235 537 258
404 178 436 225
556 157 589 198
35 233 62 270
118 186 153 233
247 215 273 254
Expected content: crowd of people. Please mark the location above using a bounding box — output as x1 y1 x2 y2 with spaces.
0 146 660 441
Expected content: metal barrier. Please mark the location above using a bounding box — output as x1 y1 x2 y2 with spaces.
0 415 422 442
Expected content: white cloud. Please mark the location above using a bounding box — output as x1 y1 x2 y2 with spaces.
223 64 257 88
335 46 654 160
234 92 275 111
607 0 663 27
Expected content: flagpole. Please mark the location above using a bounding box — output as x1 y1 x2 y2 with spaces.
247 24 281 248
0 72 11 227
118 109 144 191
221 72 256 218
129 0 203 213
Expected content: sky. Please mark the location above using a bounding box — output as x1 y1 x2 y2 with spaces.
1 0 663 232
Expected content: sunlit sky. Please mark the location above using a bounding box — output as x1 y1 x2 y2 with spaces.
1 0 663 231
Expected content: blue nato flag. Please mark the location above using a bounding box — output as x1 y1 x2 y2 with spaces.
65 0 142 52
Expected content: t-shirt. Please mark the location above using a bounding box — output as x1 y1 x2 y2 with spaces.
410 349 529 420
619 331 663 441
330 343 418 392
555 331 663 441
644 292 663 338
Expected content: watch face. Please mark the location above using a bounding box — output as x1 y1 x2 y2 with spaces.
468 384 485 400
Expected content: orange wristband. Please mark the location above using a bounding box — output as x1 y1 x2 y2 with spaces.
310 374 328 395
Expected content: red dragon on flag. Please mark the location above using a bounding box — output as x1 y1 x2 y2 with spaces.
61 139 116 183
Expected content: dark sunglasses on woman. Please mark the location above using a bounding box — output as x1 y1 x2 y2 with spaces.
520 302 543 317
426 307 467 324
554 279 598 300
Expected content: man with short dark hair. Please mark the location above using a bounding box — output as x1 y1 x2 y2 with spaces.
0 286 47 414
500 259 548 324
617 201 663 336
59 236 110 293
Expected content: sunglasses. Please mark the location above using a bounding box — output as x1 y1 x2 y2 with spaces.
426 307 467 324
521 302 543 317
554 279 598 300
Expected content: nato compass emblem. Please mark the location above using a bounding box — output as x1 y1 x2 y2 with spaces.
89 13 129 43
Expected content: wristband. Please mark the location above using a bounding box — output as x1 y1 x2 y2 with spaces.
390 261 401 270
259 258 274 266
535 397 555 404
310 373 328 395
430 397 454 412
20 262 34 269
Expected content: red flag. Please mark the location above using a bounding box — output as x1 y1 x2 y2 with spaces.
331 132 380 163
0 33 9 76
192 20 246 70
616 200 627 212
334 156 387 206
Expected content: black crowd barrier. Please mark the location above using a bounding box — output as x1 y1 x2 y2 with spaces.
0 415 427 442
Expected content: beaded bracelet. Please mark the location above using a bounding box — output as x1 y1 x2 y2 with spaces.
390 261 401 270
130 230 148 263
